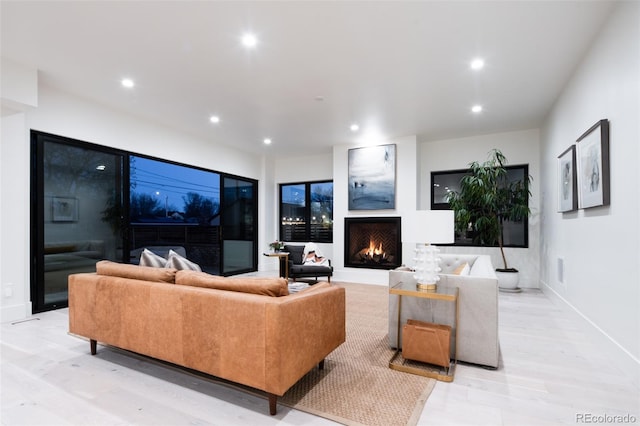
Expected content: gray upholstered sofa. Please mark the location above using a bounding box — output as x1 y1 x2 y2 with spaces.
388 254 500 369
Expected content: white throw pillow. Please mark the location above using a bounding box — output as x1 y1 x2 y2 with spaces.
165 249 202 272
453 262 471 276
139 248 167 268
459 262 471 276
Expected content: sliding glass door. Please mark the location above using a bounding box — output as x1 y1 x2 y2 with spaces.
220 176 257 275
31 132 125 313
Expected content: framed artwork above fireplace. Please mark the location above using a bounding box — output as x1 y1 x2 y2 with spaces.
348 144 396 210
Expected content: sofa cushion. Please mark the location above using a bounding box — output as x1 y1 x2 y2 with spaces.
176 271 289 297
440 255 478 274
165 249 202 272
468 256 497 278
96 260 177 283
139 248 167 268
289 263 332 274
284 244 305 264
453 262 470 275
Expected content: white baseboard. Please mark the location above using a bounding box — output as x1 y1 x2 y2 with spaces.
541 280 640 389
1 302 31 324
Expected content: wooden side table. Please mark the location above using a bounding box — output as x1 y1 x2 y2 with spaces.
263 252 289 280
389 282 459 382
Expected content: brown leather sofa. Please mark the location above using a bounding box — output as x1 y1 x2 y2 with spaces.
68 261 346 415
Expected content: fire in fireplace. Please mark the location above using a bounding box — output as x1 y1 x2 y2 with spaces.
344 217 401 269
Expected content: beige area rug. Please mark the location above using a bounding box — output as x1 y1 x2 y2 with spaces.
279 282 436 426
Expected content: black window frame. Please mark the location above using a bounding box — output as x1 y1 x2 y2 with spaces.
431 165 529 248
279 180 333 243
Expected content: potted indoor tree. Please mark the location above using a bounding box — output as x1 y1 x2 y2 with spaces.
446 149 531 291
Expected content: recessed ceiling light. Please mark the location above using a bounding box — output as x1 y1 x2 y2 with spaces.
121 78 135 88
96 165 106 171
263 138 272 145
242 32 258 48
471 105 483 113
210 115 220 124
350 124 359 132
470 58 485 70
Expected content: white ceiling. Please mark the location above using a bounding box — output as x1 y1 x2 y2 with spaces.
1 1 616 156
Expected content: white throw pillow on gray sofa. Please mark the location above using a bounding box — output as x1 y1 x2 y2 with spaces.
139 248 201 272
165 249 201 272
139 248 167 268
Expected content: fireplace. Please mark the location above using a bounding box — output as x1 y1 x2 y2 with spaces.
344 217 402 269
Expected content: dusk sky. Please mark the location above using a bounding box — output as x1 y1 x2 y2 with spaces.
131 156 220 211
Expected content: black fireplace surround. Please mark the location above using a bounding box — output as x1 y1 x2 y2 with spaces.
344 217 402 269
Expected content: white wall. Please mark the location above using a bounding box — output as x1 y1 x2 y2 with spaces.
274 130 541 287
1 59 37 321
0 78 266 322
540 1 639 380
1 112 31 320
419 129 541 288
259 155 276 272
30 85 263 179
1 57 38 111
333 135 418 285
269 153 334 272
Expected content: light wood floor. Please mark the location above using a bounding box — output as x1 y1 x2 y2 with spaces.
1 288 638 425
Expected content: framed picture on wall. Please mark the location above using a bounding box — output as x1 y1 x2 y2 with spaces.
557 145 577 212
348 144 396 210
576 119 610 209
52 196 78 222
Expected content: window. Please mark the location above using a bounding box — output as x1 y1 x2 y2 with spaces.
128 155 223 273
130 155 220 224
280 181 333 243
128 155 258 276
431 165 529 248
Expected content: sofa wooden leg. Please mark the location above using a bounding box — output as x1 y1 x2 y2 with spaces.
268 393 277 415
90 339 97 355
328 276 331 283
318 359 325 370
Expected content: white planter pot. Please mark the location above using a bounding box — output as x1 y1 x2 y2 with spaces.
496 270 521 293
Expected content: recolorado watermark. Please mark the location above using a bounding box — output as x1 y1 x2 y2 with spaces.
576 413 637 424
